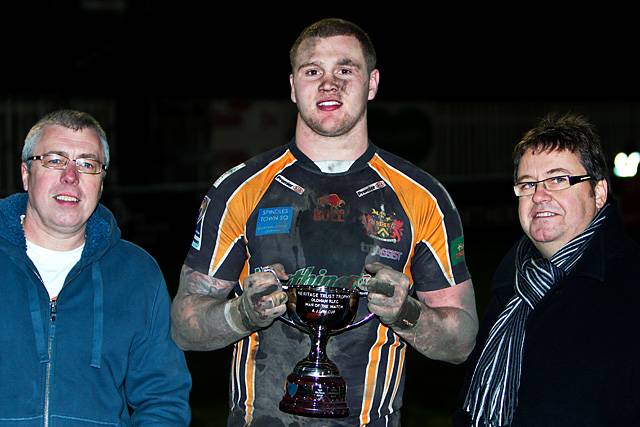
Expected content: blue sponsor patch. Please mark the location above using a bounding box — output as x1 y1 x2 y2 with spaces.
256 206 293 236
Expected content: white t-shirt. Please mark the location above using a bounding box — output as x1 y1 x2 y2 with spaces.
314 160 355 173
26 240 84 299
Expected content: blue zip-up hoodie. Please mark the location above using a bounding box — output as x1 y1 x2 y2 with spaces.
0 193 191 426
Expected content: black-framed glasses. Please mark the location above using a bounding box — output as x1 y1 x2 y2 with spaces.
27 153 106 175
513 174 592 197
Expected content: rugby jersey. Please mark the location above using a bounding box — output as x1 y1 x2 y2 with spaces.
185 140 470 426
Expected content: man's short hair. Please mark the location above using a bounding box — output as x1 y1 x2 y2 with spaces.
22 109 110 173
289 18 377 74
513 113 610 190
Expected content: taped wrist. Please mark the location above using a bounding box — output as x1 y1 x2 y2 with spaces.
391 296 421 330
224 298 252 335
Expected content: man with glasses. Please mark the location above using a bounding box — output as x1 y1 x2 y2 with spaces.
0 109 191 425
456 113 640 426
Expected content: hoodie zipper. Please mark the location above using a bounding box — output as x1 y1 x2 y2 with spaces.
41 268 82 427
43 297 57 427
27 257 81 427
26 265 56 427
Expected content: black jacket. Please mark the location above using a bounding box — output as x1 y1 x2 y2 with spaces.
455 204 640 426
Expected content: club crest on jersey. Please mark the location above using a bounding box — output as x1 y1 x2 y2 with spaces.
361 208 404 243
313 193 347 223
191 195 211 250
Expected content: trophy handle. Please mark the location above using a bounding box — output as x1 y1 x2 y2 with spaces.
277 308 312 335
330 311 375 335
328 288 374 335
277 284 314 335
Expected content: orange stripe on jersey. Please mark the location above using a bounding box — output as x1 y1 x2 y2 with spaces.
359 324 389 425
208 150 297 276
243 332 260 425
369 154 455 285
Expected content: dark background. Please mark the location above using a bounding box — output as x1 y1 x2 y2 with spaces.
3 1 640 101
2 2 640 426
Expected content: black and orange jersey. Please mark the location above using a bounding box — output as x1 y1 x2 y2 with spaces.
185 141 470 426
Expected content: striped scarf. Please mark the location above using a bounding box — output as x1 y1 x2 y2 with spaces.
464 204 609 426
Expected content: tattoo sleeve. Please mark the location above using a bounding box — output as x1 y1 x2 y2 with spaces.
170 264 248 351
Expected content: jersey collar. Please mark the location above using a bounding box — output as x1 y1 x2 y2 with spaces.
288 139 377 175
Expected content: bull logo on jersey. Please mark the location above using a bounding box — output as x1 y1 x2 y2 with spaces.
313 193 346 223
361 208 404 243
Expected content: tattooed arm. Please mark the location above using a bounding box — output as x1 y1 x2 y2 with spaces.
171 264 288 351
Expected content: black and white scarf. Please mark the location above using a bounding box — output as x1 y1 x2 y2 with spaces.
464 204 609 426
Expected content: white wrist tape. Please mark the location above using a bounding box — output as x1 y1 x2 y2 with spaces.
224 299 250 335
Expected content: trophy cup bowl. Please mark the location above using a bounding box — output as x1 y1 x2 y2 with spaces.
278 284 373 418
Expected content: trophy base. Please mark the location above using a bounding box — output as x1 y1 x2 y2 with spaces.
279 373 349 418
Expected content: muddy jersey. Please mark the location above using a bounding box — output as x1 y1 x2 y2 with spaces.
185 141 470 427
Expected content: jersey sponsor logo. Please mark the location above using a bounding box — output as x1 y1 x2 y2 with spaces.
313 193 346 223
191 195 211 250
256 206 293 236
275 174 305 194
285 266 370 289
450 236 465 266
213 163 246 188
360 242 403 261
356 180 386 197
361 208 404 243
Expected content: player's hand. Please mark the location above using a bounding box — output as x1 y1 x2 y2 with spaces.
364 262 420 330
236 264 288 331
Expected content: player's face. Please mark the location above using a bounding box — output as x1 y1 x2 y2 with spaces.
290 35 379 138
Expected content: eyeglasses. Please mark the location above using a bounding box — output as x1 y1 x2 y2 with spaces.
27 153 106 175
513 174 592 197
